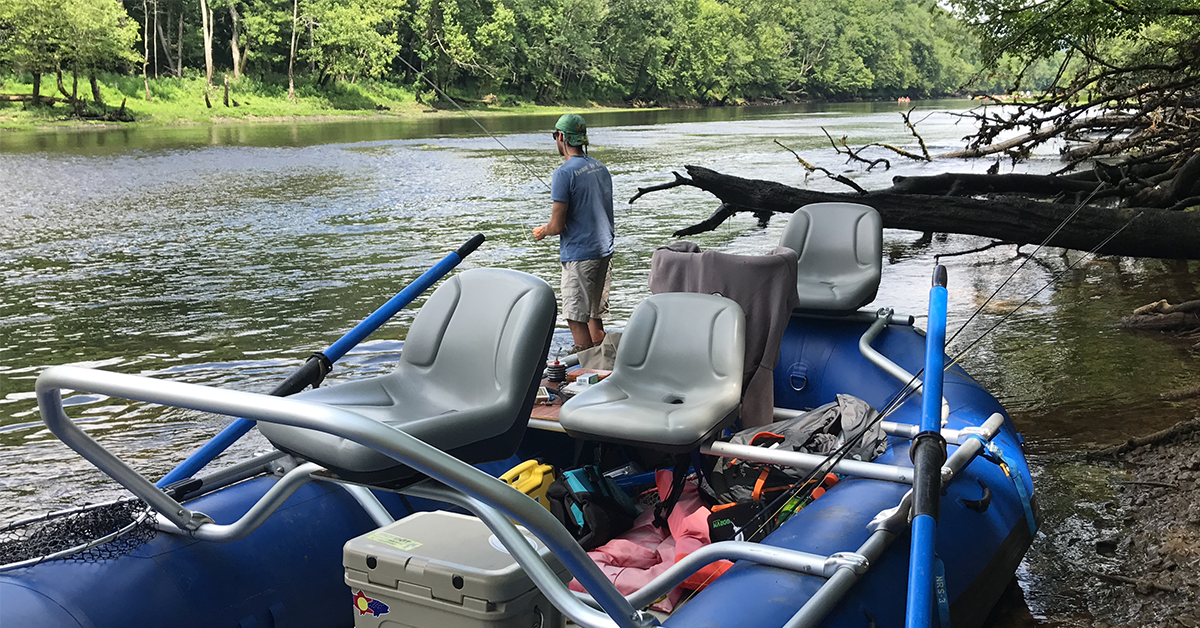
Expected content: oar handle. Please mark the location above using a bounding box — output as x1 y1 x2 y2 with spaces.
157 234 485 488
906 265 950 628
457 233 485 258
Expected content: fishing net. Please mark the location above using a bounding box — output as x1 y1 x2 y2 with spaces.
0 499 158 569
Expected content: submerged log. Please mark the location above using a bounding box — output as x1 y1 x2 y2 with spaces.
1120 300 1200 331
632 166 1200 260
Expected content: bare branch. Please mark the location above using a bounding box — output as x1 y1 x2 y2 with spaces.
628 171 695 204
672 203 742 237
774 139 867 194
870 142 930 162
899 107 932 161
820 127 890 170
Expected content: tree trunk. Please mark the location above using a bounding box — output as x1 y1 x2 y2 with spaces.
177 10 183 77
288 0 298 100
887 172 1101 197
56 69 71 100
90 75 103 105
156 13 176 74
636 166 1200 260
228 3 242 80
31 73 41 103
223 74 230 107
1120 311 1200 331
143 0 151 100
0 94 65 103
199 0 213 86
152 0 159 79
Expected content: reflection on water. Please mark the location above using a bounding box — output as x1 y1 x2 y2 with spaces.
1 101 1198 622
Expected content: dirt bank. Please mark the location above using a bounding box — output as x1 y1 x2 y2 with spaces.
1019 419 1200 627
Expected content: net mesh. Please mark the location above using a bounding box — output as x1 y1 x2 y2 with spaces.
0 499 158 568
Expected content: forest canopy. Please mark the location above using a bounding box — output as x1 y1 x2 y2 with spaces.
0 0 994 105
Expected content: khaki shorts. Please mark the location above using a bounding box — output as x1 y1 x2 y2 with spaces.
561 256 612 322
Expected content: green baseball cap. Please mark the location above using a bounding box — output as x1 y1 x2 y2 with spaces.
554 113 589 146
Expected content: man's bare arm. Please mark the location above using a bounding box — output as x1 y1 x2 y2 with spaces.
533 201 569 240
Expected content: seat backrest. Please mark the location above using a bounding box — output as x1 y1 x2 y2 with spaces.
779 202 882 311
647 241 799 427
558 292 744 451
392 268 556 451
612 292 744 408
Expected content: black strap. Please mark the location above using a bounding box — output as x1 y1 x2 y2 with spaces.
654 455 693 528
571 438 586 468
690 449 720 507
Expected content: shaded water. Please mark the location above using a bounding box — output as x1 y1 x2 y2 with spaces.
2 101 1198 623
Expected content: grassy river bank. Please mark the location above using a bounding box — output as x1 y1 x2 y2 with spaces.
0 73 644 131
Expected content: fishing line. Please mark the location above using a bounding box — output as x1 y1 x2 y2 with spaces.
395 55 549 242
672 367 929 614
944 210 1144 370
942 182 1103 348
677 190 1143 614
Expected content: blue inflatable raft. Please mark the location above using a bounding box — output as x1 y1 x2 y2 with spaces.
0 204 1037 628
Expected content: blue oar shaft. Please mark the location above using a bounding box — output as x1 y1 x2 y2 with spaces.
906 265 948 628
157 235 485 488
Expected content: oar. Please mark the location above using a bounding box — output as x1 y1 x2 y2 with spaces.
905 265 950 628
156 234 486 488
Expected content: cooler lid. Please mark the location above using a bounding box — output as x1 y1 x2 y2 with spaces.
344 511 566 605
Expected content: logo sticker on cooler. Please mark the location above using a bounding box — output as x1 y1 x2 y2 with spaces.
353 590 390 617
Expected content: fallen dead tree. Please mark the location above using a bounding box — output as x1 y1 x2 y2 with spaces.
0 94 67 104
630 165 1200 260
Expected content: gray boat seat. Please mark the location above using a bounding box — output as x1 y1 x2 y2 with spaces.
558 293 745 453
259 268 556 487
779 202 882 311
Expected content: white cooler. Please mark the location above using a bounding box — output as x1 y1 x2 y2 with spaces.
344 511 570 628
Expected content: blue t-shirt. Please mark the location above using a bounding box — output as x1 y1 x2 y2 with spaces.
551 155 614 262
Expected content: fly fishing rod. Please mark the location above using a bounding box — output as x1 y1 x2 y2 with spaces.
393 56 565 244
396 55 551 193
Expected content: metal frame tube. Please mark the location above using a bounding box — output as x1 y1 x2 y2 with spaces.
155 462 324 542
794 309 916 326
784 530 898 628
575 541 838 611
859 310 950 423
700 441 914 484
941 414 1005 483
182 450 290 497
529 418 567 433
404 483 639 628
35 365 645 628
337 484 396 528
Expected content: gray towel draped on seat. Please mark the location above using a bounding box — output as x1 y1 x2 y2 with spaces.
647 242 799 428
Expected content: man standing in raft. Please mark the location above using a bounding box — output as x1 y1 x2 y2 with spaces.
533 113 615 354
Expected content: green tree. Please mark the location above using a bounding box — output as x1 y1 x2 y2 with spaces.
947 0 1200 166
0 0 66 101
65 0 141 103
0 0 139 104
303 0 402 85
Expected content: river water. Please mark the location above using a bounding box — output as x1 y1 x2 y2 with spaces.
2 101 1198 624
